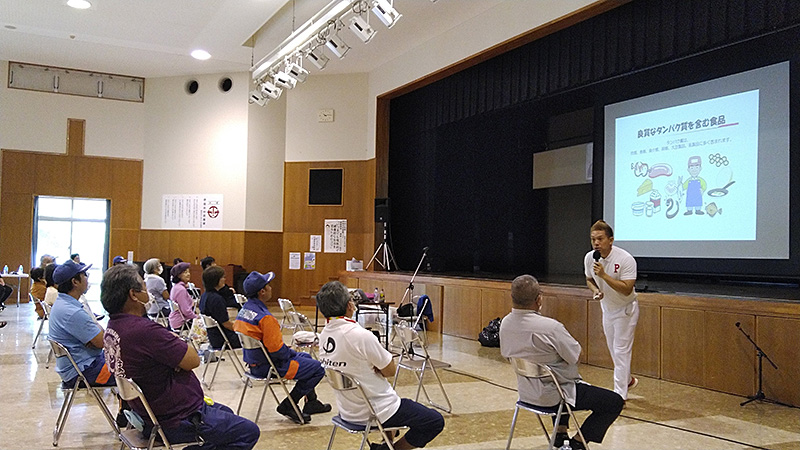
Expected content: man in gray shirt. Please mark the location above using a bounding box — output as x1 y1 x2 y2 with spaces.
500 275 623 450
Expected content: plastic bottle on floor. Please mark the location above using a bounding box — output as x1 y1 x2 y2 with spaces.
559 439 572 450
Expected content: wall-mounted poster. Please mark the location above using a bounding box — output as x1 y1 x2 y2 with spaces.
324 219 347 253
289 252 301 270
304 252 316 270
310 235 322 252
162 194 223 229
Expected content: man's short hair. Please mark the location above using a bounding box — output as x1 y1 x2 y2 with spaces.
200 256 216 270
316 281 350 317
101 265 143 315
44 263 57 287
202 265 225 291
510 274 541 308
590 219 613 238
56 273 82 294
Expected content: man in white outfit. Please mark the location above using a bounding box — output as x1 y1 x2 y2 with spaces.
584 220 639 400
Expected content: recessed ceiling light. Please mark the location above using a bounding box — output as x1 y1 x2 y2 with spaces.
191 49 211 61
67 0 92 10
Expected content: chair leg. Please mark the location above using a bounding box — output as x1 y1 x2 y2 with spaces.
255 381 273 423
208 352 223 388
32 318 45 349
225 346 244 377
326 425 338 450
201 353 213 387
358 429 369 450
565 404 590 450
88 386 119 433
236 378 250 415
54 385 77 446
424 364 452 413
505 406 521 450
45 347 54 369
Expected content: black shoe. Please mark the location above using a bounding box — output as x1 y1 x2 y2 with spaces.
569 438 587 450
302 399 332 415
553 432 569 448
277 402 311 424
369 442 389 450
116 410 129 428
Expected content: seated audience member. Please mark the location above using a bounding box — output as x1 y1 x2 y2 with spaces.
48 260 115 389
143 258 170 319
30 267 47 319
200 256 240 310
39 254 56 268
44 263 58 307
316 281 445 450
168 262 196 331
0 278 12 311
70 253 80 263
234 271 330 423
199 265 241 349
499 275 623 450
101 265 259 449
112 255 127 266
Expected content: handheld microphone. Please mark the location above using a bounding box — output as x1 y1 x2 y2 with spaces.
592 250 601 262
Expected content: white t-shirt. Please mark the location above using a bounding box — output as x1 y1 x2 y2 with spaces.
318 318 401 424
584 246 637 311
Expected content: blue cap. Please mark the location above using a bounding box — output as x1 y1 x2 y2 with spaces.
53 260 92 285
243 271 275 297
113 255 127 264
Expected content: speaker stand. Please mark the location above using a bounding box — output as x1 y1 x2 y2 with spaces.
366 222 397 271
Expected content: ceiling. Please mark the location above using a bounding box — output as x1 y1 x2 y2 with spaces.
0 0 506 80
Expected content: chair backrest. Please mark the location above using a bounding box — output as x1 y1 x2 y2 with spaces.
37 297 52 317
115 376 173 447
170 300 186 320
325 368 382 420
508 357 569 400
234 293 248 306
48 339 90 386
235 331 281 377
277 298 295 314
285 310 313 332
200 314 218 330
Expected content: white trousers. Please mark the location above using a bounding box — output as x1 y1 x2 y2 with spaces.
602 300 639 400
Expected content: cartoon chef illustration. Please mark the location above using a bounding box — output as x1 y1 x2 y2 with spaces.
682 155 706 215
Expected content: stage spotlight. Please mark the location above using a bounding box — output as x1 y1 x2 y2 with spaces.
372 0 402 28
306 47 330 70
286 62 309 82
325 32 350 59
249 89 268 106
349 15 376 43
274 71 297 89
260 81 282 100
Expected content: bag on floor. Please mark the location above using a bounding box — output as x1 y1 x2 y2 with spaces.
478 317 502 347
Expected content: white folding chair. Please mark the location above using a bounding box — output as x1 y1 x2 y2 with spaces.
199 314 243 388
284 310 319 358
115 376 204 450
277 298 299 330
505 358 589 450
325 368 408 450
234 293 248 307
32 294 49 348
48 339 118 447
234 332 307 424
392 322 452 413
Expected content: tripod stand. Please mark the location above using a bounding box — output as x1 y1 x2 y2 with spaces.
737 321 780 406
366 221 397 271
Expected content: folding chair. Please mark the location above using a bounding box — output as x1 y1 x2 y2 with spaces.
234 294 248 307
115 376 204 450
147 293 169 328
325 368 408 450
234 332 307 424
199 314 244 389
505 358 589 450
48 339 118 447
392 321 452 413
32 294 49 348
277 298 299 330
169 300 190 334
395 295 431 345
284 310 319 358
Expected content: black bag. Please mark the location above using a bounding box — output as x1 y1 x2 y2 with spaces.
478 317 502 347
397 303 415 318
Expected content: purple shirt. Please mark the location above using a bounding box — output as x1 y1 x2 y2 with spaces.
104 313 204 428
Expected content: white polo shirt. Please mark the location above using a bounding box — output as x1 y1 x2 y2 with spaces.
319 318 401 424
584 246 637 311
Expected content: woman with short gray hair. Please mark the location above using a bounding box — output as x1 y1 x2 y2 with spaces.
143 258 170 319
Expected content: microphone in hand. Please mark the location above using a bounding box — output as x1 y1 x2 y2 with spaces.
593 250 601 262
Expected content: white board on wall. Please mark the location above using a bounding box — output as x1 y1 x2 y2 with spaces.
533 143 593 189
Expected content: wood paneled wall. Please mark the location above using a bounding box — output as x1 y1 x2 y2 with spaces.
343 271 800 406
1 122 142 276
282 160 374 304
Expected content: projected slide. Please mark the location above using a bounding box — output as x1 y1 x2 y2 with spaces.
604 61 789 259
614 90 758 241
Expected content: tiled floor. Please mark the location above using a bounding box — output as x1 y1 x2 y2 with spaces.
1 301 798 450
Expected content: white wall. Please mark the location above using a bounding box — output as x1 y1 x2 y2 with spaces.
366 0 598 157
140 72 250 229
0 60 145 158
285 73 369 162
246 93 286 231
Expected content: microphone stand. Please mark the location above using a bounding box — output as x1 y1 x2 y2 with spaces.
737 322 780 407
398 247 428 354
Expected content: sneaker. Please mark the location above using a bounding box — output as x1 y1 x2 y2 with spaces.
302 399 332 415
628 376 639 390
277 402 311 424
553 432 569 448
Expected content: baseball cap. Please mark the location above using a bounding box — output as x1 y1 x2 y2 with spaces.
170 262 191 279
113 255 127 264
243 271 275 297
53 260 93 285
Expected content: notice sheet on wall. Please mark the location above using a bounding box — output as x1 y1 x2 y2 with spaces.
310 235 322 252
304 252 316 270
289 252 301 270
162 194 223 229
324 219 347 253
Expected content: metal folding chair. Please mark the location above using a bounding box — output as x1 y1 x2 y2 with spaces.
234 294 248 307
234 332 307 424
325 368 408 450
48 339 118 447
115 376 204 450
32 294 49 348
277 298 299 330
505 358 589 450
199 314 243 388
284 310 319 358
392 321 452 413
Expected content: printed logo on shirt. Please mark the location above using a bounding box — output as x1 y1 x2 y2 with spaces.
238 309 258 322
614 264 620 273
322 336 336 354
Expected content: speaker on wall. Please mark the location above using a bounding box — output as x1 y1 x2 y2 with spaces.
375 198 390 222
